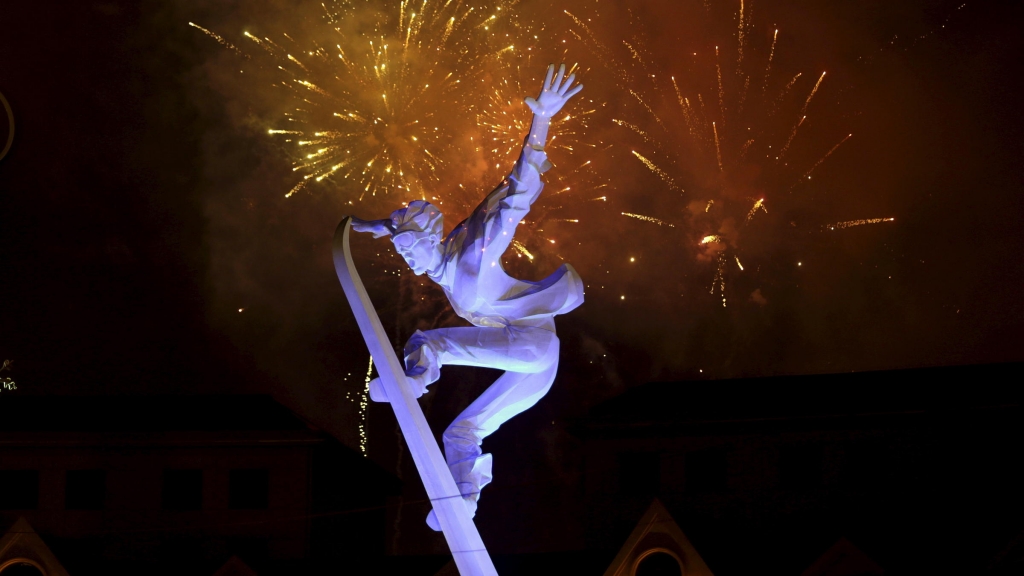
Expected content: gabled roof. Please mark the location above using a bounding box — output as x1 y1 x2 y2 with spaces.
212 555 258 576
0 517 69 576
801 537 883 576
603 499 713 576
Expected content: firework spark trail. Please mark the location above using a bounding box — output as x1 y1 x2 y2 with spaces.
188 22 245 57
799 71 827 117
359 355 373 455
566 160 593 176
746 198 766 221
623 40 646 68
287 54 310 74
512 239 535 260
825 217 895 230
671 77 702 141
564 10 630 87
697 94 712 140
701 235 723 245
737 75 751 116
711 254 727 306
441 15 456 45
778 115 805 159
622 212 675 227
715 46 725 124
734 256 744 270
712 121 723 172
857 3 967 64
632 151 680 191
738 138 755 159
762 29 778 95
772 72 803 114
796 133 853 185
736 0 746 70
612 119 656 144
285 180 309 198
630 89 668 132
670 76 685 108
242 31 274 54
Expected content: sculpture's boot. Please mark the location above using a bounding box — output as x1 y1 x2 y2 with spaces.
426 423 494 531
368 377 388 402
425 455 490 531
367 373 432 403
426 496 478 532
404 330 442 384
369 330 443 403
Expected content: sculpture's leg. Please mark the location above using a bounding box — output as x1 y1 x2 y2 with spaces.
443 360 560 499
405 323 559 376
409 323 560 530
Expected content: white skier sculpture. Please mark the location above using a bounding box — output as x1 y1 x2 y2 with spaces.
350 63 584 530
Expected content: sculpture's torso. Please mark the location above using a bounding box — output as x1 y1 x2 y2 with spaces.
430 180 584 330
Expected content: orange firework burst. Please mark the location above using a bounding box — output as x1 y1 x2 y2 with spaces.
569 1 894 306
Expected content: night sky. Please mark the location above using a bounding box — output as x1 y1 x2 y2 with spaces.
1 0 1022 459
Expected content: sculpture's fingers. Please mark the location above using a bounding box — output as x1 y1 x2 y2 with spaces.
564 83 583 99
543 64 554 91
524 97 540 114
553 63 566 91
559 73 576 95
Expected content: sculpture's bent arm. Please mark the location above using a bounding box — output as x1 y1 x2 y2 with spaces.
349 216 395 238
455 139 546 271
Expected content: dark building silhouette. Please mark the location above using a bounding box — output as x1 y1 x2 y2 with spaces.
0 395 399 575
3 365 1021 575
575 362 1024 575
380 363 1024 575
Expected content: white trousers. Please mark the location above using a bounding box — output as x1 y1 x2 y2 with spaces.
403 320 560 503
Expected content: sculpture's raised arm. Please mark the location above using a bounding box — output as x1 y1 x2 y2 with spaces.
461 64 582 264
524 64 583 152
513 63 582 205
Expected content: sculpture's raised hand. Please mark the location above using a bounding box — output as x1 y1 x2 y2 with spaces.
524 63 583 118
350 217 393 239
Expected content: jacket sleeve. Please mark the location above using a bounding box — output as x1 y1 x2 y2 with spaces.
462 143 551 266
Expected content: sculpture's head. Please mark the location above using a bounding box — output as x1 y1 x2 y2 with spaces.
389 200 444 276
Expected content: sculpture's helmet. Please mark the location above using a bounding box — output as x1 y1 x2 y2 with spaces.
389 200 443 239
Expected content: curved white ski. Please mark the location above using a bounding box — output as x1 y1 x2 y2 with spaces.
332 217 498 576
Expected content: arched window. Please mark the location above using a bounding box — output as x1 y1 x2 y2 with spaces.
0 560 45 576
634 550 683 576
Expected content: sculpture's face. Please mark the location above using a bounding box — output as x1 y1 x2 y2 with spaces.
393 231 441 275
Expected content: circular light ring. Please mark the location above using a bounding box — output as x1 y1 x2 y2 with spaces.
631 547 685 576
0 89 14 163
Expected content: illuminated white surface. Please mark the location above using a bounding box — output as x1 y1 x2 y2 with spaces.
349 64 584 538
333 219 497 576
